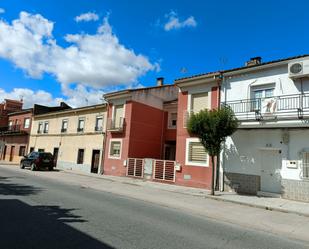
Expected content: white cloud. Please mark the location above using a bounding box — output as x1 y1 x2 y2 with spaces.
0 11 157 107
0 8 5 14
164 11 197 31
0 88 63 108
75 12 99 22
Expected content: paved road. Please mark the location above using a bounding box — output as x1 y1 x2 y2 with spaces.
0 166 308 249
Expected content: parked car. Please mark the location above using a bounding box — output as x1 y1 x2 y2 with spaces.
20 151 54 171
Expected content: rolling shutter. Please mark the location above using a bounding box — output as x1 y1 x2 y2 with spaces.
189 142 207 163
192 92 208 113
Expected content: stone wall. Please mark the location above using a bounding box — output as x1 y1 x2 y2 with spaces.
224 172 260 195
282 179 309 202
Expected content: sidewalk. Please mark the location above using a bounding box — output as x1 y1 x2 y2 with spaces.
63 168 309 218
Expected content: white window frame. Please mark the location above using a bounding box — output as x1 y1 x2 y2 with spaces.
108 138 122 159
185 138 209 167
43 122 49 133
61 119 68 132
38 122 43 133
95 115 103 131
78 117 85 132
24 118 30 129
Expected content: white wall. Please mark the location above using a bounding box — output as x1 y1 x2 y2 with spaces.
224 129 309 181
221 64 309 103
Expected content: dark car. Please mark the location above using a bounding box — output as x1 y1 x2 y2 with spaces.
20 151 54 171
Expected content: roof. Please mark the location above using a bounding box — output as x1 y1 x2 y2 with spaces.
34 103 106 118
175 54 309 82
104 84 175 99
7 108 33 116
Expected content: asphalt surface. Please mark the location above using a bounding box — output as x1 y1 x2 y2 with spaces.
0 166 308 249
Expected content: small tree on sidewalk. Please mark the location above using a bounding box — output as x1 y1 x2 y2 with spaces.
187 106 238 195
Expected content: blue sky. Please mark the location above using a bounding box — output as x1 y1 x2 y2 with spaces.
0 0 308 107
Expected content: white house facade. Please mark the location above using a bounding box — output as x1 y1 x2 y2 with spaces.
221 55 309 202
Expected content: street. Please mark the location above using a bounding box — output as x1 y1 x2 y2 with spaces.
0 165 308 249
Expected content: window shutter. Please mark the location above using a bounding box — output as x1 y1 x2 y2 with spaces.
189 142 207 163
302 152 309 178
192 93 208 113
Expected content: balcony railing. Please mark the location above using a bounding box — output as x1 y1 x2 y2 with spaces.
0 125 27 135
223 93 309 121
107 117 125 132
95 126 103 132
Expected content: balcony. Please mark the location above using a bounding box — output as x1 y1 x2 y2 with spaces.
0 125 27 135
107 117 124 132
224 93 309 121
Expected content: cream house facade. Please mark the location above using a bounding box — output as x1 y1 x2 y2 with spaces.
28 104 107 174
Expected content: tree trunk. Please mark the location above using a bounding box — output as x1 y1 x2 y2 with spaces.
215 154 220 191
210 155 215 195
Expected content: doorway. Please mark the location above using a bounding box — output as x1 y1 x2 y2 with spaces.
3 145 7 160
9 146 15 162
260 149 282 194
164 141 176 160
53 148 59 167
91 150 100 173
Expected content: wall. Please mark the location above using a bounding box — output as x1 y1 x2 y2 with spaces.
175 82 219 189
224 129 309 200
221 65 309 103
128 101 165 159
28 106 106 174
103 102 131 176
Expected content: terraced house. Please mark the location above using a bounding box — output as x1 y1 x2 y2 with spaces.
221 55 309 202
28 104 107 174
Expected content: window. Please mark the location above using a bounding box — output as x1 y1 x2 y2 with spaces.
37 122 43 133
38 148 45 152
186 138 208 166
95 116 103 131
24 118 30 129
8 120 13 130
77 149 85 164
19 146 26 156
77 118 85 132
43 122 49 133
191 92 209 113
29 147 34 153
251 84 275 110
302 152 309 179
114 105 124 128
61 119 68 133
169 113 177 129
109 139 122 159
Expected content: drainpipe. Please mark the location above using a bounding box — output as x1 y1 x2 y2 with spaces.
220 74 227 192
100 101 109 175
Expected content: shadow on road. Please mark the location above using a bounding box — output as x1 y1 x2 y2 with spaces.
0 176 42 196
0 199 114 249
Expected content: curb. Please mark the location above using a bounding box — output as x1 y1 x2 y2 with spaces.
60 169 309 218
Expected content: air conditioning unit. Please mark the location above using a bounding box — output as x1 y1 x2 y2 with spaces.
288 59 309 78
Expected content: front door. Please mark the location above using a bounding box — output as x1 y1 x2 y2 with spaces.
91 150 100 173
3 145 7 160
260 149 282 194
53 148 59 167
9 146 15 162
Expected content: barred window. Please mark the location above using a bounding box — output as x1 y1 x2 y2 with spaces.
186 138 208 166
302 152 309 179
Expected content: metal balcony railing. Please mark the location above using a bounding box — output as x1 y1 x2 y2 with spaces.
107 117 124 132
223 93 309 121
0 125 27 135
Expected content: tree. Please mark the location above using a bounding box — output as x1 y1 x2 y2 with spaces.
187 106 238 195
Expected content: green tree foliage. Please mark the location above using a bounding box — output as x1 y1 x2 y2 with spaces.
187 106 238 195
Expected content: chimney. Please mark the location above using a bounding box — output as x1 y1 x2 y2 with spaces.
246 56 262 67
156 77 164 86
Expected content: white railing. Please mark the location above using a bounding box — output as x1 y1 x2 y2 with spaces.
153 159 176 182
